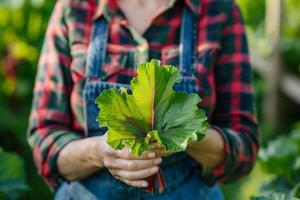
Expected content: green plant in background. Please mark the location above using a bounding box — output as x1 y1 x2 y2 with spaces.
258 126 300 198
251 193 300 200
0 147 27 200
237 0 300 76
235 0 265 30
282 0 300 76
0 0 55 199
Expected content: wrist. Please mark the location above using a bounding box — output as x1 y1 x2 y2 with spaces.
90 136 105 168
186 128 211 152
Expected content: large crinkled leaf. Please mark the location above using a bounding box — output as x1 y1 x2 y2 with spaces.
96 59 208 156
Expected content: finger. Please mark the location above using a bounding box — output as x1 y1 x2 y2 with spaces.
106 147 135 159
115 148 157 160
155 151 171 157
150 143 165 150
108 168 119 178
140 151 157 159
152 148 172 157
113 166 159 180
121 179 149 188
110 169 147 188
105 157 162 171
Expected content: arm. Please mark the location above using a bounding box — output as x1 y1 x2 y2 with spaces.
186 1 259 185
27 0 81 188
152 128 225 169
56 136 104 181
186 128 225 168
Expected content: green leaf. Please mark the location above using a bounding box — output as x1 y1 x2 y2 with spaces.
258 136 297 177
250 193 299 200
259 177 292 197
96 59 208 156
0 147 28 200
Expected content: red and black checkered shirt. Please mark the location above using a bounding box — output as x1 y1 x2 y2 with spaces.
28 0 259 189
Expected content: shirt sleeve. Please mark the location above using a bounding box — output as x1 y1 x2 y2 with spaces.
204 1 260 185
27 0 82 189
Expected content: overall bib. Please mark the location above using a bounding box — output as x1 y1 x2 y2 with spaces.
55 7 224 200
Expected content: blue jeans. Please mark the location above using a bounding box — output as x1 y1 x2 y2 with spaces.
55 165 223 200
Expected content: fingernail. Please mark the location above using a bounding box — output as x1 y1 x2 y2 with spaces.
151 167 159 173
154 158 162 165
142 182 148 187
148 152 156 158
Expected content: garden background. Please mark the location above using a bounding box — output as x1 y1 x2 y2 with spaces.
0 0 300 199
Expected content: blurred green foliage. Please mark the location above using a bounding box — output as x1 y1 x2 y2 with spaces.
251 193 300 200
258 126 300 198
0 0 55 199
222 1 300 200
236 0 300 76
235 0 265 30
0 147 27 200
282 0 300 75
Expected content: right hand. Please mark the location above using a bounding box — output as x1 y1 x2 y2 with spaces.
96 132 162 188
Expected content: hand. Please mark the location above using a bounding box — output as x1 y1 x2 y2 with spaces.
150 143 172 157
97 133 162 188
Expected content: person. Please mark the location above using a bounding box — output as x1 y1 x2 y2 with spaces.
27 0 259 199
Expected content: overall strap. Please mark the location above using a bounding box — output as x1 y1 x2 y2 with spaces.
179 6 197 74
85 18 109 78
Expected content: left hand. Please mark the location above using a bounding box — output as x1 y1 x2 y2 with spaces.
150 143 172 157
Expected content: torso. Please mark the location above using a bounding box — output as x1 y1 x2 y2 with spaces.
67 0 225 132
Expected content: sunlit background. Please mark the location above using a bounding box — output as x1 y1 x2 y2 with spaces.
0 0 300 199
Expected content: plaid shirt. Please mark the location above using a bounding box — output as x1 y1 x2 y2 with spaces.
28 0 259 189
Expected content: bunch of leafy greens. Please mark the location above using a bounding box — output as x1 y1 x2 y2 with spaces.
95 59 208 193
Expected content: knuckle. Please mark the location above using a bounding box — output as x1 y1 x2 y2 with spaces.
104 147 110 155
127 161 135 169
103 159 111 168
121 150 130 158
123 172 131 180
103 159 109 167
106 147 116 156
148 168 155 175
110 170 116 176
109 169 118 177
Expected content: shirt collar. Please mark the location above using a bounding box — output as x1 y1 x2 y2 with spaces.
93 0 202 21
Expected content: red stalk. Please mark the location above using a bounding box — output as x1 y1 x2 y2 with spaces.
151 89 155 131
157 169 165 193
145 89 166 194
146 169 165 194
146 175 155 193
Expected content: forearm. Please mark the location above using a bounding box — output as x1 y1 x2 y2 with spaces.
186 128 225 168
57 136 104 181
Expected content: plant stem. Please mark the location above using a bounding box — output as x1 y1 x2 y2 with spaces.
146 167 165 194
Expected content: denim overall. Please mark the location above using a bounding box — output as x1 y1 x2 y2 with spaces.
55 7 224 200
